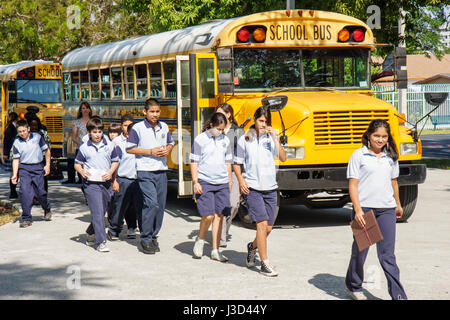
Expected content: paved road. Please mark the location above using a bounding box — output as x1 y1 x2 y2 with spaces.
420 134 450 159
0 168 449 301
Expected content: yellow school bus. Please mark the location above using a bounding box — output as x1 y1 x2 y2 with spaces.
61 10 426 224
0 61 64 172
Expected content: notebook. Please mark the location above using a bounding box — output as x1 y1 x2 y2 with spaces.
350 210 384 251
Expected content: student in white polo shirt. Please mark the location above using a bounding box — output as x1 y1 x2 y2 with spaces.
190 112 233 262
234 107 286 277
127 98 174 255
345 119 407 300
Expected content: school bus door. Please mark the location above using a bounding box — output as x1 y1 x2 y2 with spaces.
175 53 218 197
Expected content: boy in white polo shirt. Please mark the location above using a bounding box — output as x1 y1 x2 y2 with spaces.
127 98 174 254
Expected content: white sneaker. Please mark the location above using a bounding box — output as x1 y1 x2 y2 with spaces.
211 250 228 262
193 237 204 258
346 287 367 300
86 234 95 246
260 260 278 277
96 241 110 253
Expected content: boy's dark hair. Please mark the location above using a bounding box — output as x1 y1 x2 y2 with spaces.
144 98 160 110
16 119 29 128
108 122 122 134
362 119 398 161
126 122 135 135
86 117 104 132
121 114 134 124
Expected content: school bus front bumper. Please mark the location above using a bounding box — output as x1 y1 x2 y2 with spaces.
276 163 427 190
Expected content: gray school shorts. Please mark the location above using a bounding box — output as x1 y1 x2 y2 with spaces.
244 189 278 226
195 180 231 217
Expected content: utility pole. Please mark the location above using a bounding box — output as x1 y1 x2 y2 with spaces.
398 8 408 118
286 0 295 10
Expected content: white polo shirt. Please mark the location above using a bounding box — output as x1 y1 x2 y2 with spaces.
189 130 232 185
126 119 174 172
113 134 137 179
75 137 119 174
234 129 279 191
12 132 48 164
347 146 399 208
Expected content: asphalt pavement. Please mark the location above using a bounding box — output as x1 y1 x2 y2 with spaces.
0 168 449 301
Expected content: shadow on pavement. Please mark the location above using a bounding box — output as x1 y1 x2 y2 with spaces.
0 260 110 299
308 273 382 300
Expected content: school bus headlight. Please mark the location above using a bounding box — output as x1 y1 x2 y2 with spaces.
400 143 418 155
284 147 305 159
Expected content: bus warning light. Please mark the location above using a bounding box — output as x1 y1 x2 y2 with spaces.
237 28 250 42
298 10 303 17
253 28 266 42
352 28 365 42
285 10 291 17
338 28 350 42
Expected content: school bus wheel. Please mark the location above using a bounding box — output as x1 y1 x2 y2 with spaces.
397 185 418 223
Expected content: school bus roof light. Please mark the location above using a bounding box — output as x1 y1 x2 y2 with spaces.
298 10 303 17
19 112 25 119
19 70 26 78
237 27 250 42
309 10 314 17
352 28 365 42
285 10 291 17
338 28 350 42
27 71 34 78
253 28 266 42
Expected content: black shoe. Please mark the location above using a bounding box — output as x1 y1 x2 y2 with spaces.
61 180 75 184
44 210 52 221
107 230 119 241
141 241 155 254
19 220 32 228
152 239 160 252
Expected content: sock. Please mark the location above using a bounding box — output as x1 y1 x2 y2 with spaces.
211 249 218 255
197 238 205 243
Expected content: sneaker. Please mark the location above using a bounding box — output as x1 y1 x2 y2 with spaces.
86 234 96 246
96 241 110 252
346 287 367 300
246 242 257 268
152 239 160 252
141 241 155 254
260 260 278 277
19 220 32 228
127 228 137 239
211 250 228 262
107 230 119 241
44 210 52 221
193 237 204 259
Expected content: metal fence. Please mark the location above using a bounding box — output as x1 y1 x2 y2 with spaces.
373 84 450 130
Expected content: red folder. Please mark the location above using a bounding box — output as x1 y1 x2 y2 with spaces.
350 210 384 251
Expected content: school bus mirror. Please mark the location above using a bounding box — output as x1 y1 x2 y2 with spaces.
7 80 15 91
217 48 232 60
262 95 288 112
217 59 232 70
424 92 448 106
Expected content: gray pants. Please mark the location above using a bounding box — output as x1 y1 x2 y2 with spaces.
220 173 240 246
345 207 407 300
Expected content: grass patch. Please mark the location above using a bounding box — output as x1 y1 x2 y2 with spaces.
420 129 450 135
414 159 450 169
0 201 21 226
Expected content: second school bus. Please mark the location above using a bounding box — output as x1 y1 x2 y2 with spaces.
61 10 426 225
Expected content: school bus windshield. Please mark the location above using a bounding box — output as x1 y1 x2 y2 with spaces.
234 48 369 91
16 79 62 103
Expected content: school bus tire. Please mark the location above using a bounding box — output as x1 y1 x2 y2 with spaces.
397 185 418 223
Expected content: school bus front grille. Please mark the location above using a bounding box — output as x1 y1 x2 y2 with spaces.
45 116 63 133
313 110 390 145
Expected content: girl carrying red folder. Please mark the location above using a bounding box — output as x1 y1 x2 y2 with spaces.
345 119 407 300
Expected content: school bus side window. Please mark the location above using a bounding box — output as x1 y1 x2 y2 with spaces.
163 61 176 99
150 63 162 98
80 71 89 100
124 66 134 99
111 68 122 99
100 68 111 99
71 71 80 100
90 70 100 99
63 73 71 100
136 64 148 99
198 58 215 99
